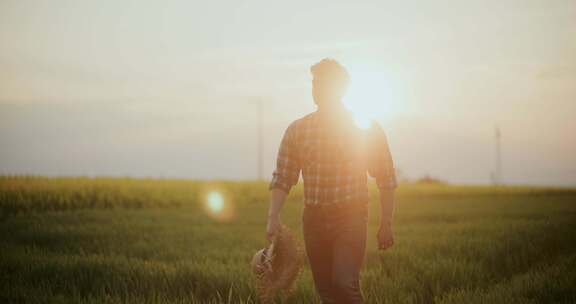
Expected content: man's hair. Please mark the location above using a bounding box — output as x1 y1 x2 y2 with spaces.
310 58 350 85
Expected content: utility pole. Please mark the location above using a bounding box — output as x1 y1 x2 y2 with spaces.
257 99 264 181
493 124 502 185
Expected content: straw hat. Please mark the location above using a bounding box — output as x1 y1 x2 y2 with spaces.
251 224 305 304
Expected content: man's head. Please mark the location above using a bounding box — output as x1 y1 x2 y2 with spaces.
310 58 350 108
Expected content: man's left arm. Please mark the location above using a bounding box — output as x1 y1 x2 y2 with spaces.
366 123 398 250
377 188 395 249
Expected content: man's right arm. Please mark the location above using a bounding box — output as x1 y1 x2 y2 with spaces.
266 122 301 241
266 188 288 241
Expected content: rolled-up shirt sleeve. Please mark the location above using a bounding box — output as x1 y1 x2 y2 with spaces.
366 122 398 190
268 122 301 194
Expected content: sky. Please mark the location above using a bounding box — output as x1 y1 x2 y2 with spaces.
1 0 575 186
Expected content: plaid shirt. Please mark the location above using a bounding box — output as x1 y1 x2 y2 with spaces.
268 106 397 206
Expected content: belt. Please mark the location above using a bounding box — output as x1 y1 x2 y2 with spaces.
303 201 367 213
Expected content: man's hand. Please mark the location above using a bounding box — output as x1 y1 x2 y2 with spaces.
377 223 394 250
266 215 281 242
377 188 395 250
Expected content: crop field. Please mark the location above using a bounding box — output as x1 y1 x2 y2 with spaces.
1 176 575 303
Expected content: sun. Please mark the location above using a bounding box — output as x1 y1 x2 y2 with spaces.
342 64 398 129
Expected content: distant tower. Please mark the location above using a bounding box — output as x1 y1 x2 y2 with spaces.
492 125 502 185
257 99 264 181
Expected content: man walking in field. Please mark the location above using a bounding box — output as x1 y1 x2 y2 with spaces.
266 58 397 304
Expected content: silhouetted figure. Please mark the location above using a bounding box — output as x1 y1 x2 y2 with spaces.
266 58 397 304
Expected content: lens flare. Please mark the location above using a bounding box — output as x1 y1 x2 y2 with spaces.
207 191 224 213
201 188 235 222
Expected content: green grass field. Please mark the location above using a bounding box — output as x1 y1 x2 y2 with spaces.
1 176 575 303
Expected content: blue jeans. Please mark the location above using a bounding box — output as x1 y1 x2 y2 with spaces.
302 203 368 304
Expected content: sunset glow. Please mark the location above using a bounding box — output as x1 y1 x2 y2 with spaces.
343 64 398 129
